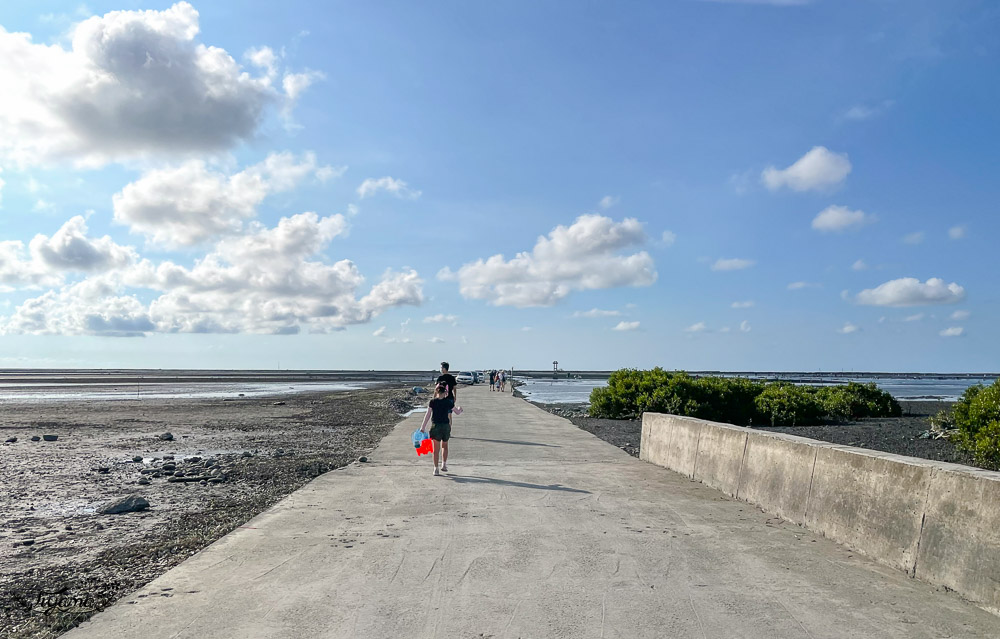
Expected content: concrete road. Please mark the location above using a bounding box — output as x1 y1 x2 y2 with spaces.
66 385 999 638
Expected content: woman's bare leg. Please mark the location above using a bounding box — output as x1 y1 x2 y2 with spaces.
442 441 449 466
432 439 441 468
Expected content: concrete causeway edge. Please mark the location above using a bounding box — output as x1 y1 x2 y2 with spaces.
641 412 1000 615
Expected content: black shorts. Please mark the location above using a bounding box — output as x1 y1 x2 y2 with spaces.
429 422 451 442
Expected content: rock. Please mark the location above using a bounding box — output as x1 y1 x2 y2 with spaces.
163 455 175 460
5 437 16 443
31 436 41 442
97 467 111 474
158 432 174 441
174 471 185 478
137 478 151 486
161 462 176 471
43 434 58 441
167 475 210 483
199 479 208 486
132 455 144 463
241 451 252 458
358 456 368 463
98 495 150 515
272 401 286 406
413 386 425 394
22 539 35 547
187 456 201 463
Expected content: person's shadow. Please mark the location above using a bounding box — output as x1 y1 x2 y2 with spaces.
446 475 590 494
451 436 560 448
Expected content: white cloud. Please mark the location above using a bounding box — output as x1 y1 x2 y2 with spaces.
740 320 751 332
711 258 755 271
731 300 755 309
372 326 386 337
521 326 533 332
599 195 619 209
856 277 965 307
762 146 851 192
0 167 4 206
29 215 137 273
2 212 424 336
685 322 707 333
429 337 445 343
811 205 874 232
903 313 924 322
0 3 307 167
424 314 458 325
940 327 964 338
613 321 640 332
948 225 967 240
357 176 421 200
852 259 868 271
439 214 656 307
838 322 860 334
950 310 970 321
902 231 925 245
385 337 413 344
841 100 894 122
661 230 677 246
113 152 333 247
787 281 820 290
33 199 55 212
573 308 622 318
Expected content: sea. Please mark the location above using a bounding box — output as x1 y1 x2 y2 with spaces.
0 370 994 404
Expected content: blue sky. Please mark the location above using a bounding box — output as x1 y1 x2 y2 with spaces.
0 0 996 371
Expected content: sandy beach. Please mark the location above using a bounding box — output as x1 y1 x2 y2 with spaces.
0 386 416 639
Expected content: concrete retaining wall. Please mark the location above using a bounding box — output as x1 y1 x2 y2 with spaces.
641 413 1000 615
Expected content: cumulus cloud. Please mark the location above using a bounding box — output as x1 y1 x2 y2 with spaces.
841 100 894 122
811 206 874 232
424 314 458 325
902 231 925 245
29 215 137 272
113 152 333 246
948 225 967 240
904 313 924 322
711 258 755 271
685 322 708 333
661 230 677 246
852 259 868 271
762 146 851 192
2 212 424 336
599 195 620 209
950 310 970 321
429 337 445 343
838 322 860 334
613 321 640 332
855 278 965 307
438 214 656 307
731 300 755 309
940 327 964 337
0 3 316 167
573 308 622 318
0 167 5 206
385 337 413 344
357 176 421 200
372 326 386 337
740 320 751 332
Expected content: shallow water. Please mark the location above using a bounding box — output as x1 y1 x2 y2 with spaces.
0 381 373 403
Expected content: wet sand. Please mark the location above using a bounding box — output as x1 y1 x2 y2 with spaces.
0 386 416 639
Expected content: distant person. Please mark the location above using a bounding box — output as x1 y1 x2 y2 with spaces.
437 362 458 403
499 369 507 392
489 369 496 391
419 383 454 475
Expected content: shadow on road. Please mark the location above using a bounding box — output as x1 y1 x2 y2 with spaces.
446 475 590 494
452 437 561 448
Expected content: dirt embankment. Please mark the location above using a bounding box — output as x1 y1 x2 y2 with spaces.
0 386 415 639
528 400 971 466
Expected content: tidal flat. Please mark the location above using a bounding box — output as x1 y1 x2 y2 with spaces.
0 386 415 639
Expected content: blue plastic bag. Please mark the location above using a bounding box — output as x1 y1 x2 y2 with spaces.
412 428 429 449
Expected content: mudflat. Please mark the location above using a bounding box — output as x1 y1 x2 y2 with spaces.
0 386 415 639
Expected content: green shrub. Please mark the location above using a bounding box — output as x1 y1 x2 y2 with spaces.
588 368 903 427
950 379 1000 469
754 383 826 426
818 382 901 421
